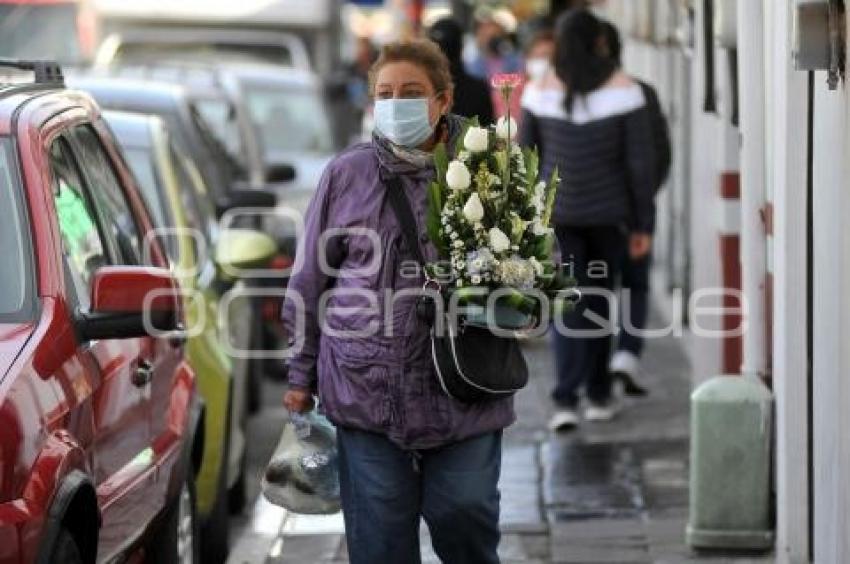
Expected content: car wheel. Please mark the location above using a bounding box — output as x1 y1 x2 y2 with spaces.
247 314 265 415
228 457 247 514
148 473 199 564
200 468 230 564
48 527 83 564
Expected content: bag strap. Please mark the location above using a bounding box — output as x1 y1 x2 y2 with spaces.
383 174 427 267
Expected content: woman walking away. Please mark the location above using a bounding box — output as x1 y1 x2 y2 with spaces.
519 10 656 431
281 40 512 564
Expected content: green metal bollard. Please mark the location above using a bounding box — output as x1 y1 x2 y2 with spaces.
686 375 774 550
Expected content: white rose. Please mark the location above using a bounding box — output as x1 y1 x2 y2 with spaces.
488 227 511 253
445 160 471 190
532 219 549 236
453 239 464 249
471 275 482 285
495 116 518 140
462 193 485 223
463 126 489 153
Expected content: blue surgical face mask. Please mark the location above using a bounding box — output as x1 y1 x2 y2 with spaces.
373 98 435 148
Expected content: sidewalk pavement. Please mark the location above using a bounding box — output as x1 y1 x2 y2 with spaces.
256 318 775 564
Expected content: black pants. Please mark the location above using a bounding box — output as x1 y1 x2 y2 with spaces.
552 225 626 408
616 251 652 356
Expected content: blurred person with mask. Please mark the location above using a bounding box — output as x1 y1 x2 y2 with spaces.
519 10 656 431
521 29 560 103
601 21 672 396
525 29 559 86
428 17 495 125
466 8 523 81
467 8 524 120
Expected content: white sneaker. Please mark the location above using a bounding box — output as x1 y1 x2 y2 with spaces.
610 350 649 397
584 401 620 422
548 409 580 431
609 350 639 378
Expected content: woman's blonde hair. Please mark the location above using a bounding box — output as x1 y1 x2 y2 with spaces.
368 39 454 96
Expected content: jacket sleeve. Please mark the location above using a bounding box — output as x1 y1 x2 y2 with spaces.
641 82 672 190
281 164 344 392
624 106 658 233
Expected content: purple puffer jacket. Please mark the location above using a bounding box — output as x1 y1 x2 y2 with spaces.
282 116 515 450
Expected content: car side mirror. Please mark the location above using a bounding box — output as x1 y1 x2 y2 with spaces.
216 188 278 217
266 163 296 184
78 266 181 341
214 228 278 278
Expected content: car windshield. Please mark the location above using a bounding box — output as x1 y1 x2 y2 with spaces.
242 83 334 156
0 3 83 64
0 138 32 320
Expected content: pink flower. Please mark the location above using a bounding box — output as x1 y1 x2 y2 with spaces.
491 73 523 90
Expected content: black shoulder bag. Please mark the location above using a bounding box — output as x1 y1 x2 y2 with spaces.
384 174 529 404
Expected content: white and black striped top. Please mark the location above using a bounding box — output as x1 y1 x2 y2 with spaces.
519 82 657 232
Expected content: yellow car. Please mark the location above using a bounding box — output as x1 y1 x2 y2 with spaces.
104 110 277 563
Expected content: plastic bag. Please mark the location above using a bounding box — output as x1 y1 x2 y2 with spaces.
261 410 341 514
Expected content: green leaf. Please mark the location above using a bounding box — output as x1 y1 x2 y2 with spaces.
426 181 446 253
532 232 554 259
523 147 539 189
433 142 449 185
542 166 559 226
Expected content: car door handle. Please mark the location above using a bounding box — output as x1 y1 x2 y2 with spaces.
132 359 154 387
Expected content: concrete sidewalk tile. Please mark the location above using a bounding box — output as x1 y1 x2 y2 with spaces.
273 534 343 563
552 544 651 563
550 517 646 537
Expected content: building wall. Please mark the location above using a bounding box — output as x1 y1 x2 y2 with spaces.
762 2 810 561
811 40 850 562
603 0 813 560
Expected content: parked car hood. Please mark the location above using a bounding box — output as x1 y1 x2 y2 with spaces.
0 323 35 380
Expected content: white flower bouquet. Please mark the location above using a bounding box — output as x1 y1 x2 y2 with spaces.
424 75 575 326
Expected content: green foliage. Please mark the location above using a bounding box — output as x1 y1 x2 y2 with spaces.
433 142 449 186
542 166 559 226
426 181 446 253
523 147 539 191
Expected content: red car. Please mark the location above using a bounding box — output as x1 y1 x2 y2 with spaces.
0 61 201 563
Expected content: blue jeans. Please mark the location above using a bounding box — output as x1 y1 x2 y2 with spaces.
552 225 626 408
337 427 502 564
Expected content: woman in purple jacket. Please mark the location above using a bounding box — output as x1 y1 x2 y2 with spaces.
281 40 513 563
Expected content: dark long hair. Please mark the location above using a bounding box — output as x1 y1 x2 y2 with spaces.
554 9 618 112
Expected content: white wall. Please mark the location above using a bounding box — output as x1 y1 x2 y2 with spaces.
763 1 809 560
811 64 850 563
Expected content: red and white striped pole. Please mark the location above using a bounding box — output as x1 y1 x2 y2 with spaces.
718 172 743 375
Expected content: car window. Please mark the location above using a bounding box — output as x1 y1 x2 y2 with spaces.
243 83 334 155
0 138 31 320
191 98 245 168
169 143 218 245
71 125 144 265
122 146 178 261
49 138 109 311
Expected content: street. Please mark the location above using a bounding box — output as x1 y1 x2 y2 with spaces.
225 312 773 563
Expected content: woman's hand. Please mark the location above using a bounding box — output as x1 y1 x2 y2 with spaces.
283 389 315 414
629 232 652 259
